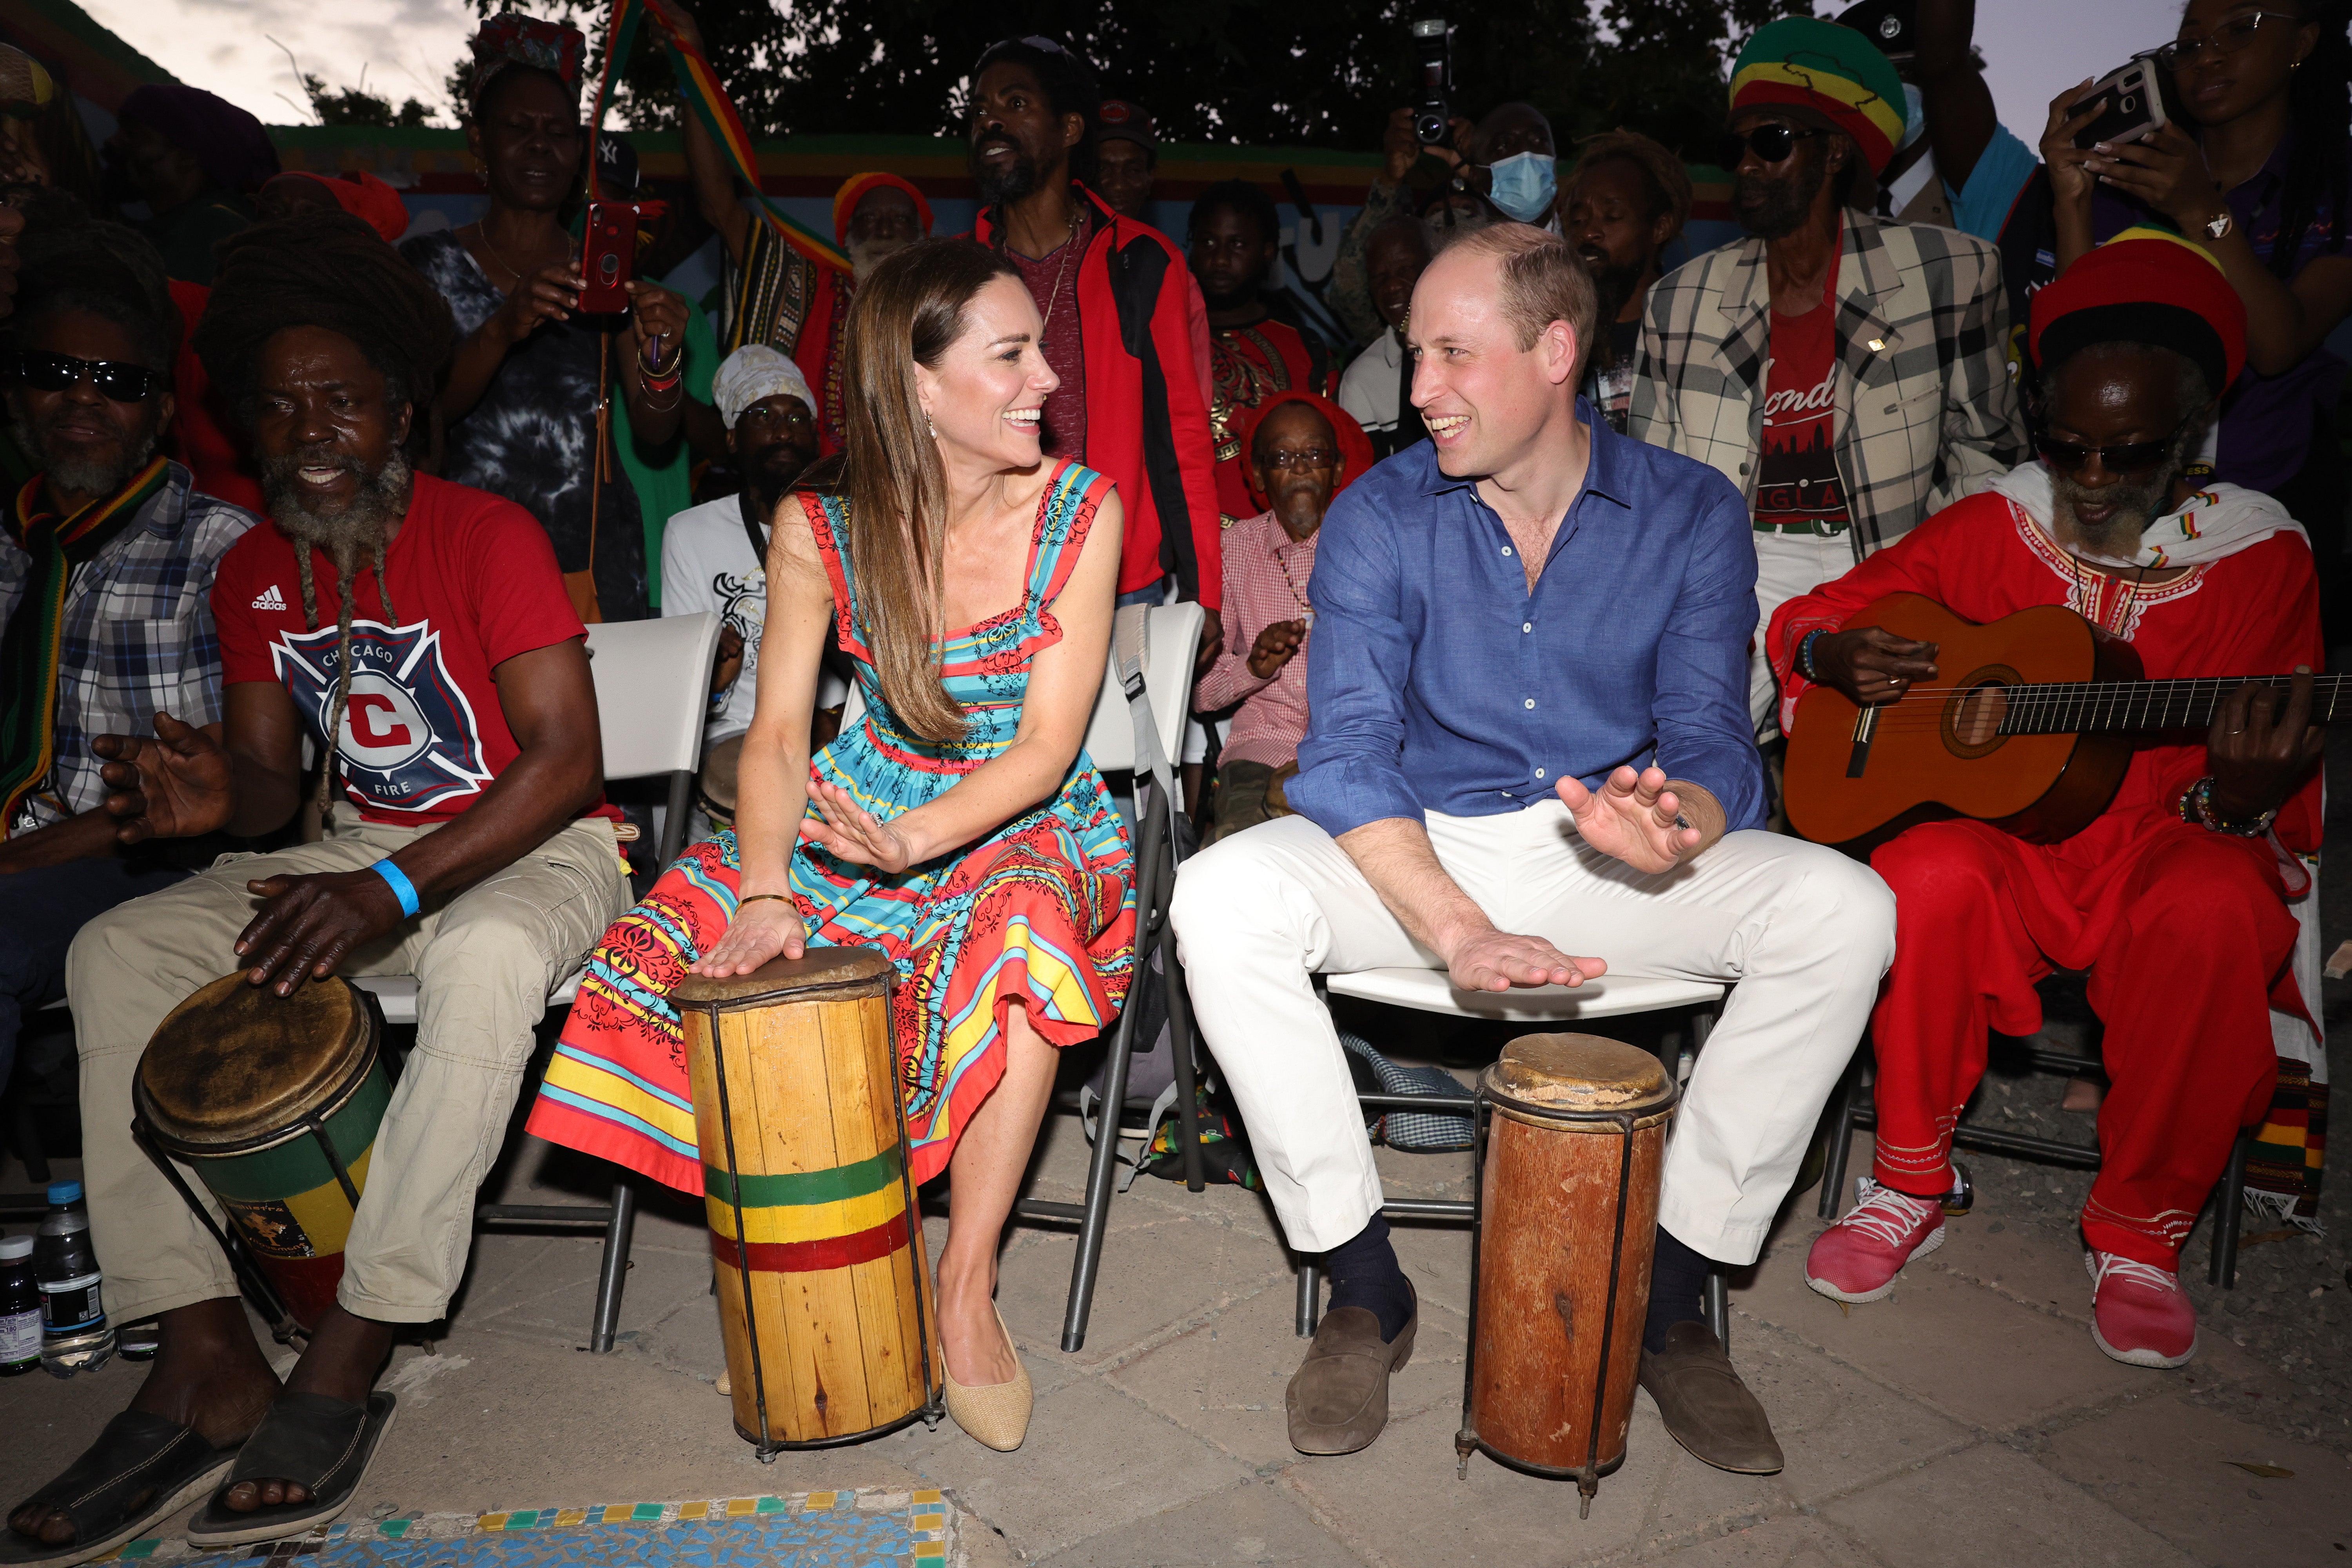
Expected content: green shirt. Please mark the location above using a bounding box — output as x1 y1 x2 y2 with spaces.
610 298 717 610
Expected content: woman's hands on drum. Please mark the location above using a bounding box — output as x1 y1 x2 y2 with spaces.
800 780 918 874
691 895 808 978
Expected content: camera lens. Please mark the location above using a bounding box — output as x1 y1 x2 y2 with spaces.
1415 109 1448 144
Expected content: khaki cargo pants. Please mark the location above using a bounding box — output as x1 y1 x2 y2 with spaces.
66 806 630 1325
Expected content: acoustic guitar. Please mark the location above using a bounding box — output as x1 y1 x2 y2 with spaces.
1782 593 2332 849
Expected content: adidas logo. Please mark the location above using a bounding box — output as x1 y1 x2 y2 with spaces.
251 585 287 610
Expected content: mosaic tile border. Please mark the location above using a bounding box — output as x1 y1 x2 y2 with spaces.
101 1487 952 1563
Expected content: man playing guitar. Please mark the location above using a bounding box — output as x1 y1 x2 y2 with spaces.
1768 232 2323 1370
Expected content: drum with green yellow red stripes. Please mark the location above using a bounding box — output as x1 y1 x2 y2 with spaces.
676 947 943 1451
132 973 388 1330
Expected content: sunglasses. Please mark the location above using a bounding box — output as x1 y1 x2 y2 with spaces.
11 350 163 404
1718 123 1825 169
2034 421 2187 475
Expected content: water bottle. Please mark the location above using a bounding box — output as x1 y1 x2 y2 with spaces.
34 1181 113 1377
0 1235 38 1376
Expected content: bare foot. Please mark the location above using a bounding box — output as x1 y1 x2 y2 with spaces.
2061 1076 2106 1113
933 1259 1018 1387
220 1304 394 1514
7 1298 278 1547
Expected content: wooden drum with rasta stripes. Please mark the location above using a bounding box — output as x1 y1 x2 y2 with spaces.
675 948 943 1451
132 973 389 1330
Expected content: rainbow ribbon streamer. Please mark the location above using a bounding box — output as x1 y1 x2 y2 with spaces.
587 0 851 272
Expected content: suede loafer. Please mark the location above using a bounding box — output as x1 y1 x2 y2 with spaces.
1287 1289 1417 1456
1637 1321 1784 1474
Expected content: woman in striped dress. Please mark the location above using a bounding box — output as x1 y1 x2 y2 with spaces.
526 240 1134 1450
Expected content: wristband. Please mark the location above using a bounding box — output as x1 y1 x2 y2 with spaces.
1798 628 1827 683
370 858 422 918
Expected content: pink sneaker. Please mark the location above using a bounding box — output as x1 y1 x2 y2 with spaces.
2087 1251 2198 1368
1805 1175 1948 1303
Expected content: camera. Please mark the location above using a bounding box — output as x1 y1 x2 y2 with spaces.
2069 54 2183 151
1412 17 1452 146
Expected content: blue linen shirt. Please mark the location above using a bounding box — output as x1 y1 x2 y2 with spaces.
1288 403 1765 838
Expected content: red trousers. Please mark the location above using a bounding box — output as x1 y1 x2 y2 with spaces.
1867 816 2293 1266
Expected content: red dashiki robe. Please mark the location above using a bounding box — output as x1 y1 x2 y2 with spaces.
1208 318 1330 524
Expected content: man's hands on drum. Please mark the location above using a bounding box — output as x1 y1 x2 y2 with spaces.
234 872 406 996
1557 765 1701 874
1809 626 1939 708
1442 927 1605 995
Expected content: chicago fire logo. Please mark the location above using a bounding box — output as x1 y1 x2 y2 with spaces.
270 620 493 813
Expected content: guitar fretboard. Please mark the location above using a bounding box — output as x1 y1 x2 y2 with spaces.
1994 674 2350 736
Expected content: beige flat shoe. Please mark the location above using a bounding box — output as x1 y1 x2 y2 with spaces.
942 1304 1033 1451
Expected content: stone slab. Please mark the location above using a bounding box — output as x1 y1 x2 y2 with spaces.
1034 1477 1370 1568
1821 1440 2201 1567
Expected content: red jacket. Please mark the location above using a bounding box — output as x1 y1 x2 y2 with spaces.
973 188 1222 609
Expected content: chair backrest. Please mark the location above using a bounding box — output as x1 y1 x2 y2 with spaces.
582 612 722 781
839 601 1203 775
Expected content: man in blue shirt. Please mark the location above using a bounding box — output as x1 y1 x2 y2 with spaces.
1172 224 1896 1472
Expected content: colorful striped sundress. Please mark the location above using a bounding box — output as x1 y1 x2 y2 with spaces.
526 461 1137 1192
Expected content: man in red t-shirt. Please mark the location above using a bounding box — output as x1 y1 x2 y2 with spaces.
7 214 628 1558
1775 238 2321 1373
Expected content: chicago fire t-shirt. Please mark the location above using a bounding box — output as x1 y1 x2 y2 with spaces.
1753 250 1851 535
214 472 617 826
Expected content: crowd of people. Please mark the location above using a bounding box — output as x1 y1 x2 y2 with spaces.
0 0 2344 1554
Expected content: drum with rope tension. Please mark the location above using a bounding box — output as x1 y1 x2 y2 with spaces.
676 947 943 1453
1456 1033 1677 1514
132 973 390 1332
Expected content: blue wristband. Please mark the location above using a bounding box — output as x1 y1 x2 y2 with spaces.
370 858 421 918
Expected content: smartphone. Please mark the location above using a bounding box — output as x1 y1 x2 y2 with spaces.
2071 56 2171 151
578 200 637 314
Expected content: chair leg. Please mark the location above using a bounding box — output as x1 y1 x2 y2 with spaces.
1817 1053 1864 1222
1296 1260 1319 1338
590 1180 637 1353
2209 1129 2252 1290
1703 1264 1730 1352
658 770 693 866
1162 915 1205 1193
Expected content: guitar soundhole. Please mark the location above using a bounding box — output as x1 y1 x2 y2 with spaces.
1941 665 2021 760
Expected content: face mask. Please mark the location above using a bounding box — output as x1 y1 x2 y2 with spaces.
1897 84 1926 152
1487 150 1557 224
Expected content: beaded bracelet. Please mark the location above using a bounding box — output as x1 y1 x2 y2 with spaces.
2176 775 2277 838
1797 628 1828 683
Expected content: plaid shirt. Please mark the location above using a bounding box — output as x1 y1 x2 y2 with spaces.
1629 208 2027 564
0 462 255 832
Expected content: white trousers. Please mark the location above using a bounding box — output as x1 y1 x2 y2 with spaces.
1749 530 1858 737
1169 803 1896 1264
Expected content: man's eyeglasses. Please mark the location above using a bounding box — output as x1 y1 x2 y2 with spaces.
2155 10 2300 71
2034 421 2188 475
737 401 814 430
1261 446 1338 472
9 351 162 404
1717 123 1824 169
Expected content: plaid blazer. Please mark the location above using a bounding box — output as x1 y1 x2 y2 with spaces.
1629 208 2027 563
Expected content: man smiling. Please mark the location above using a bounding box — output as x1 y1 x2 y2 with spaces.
1172 224 1895 1471
5 211 627 1561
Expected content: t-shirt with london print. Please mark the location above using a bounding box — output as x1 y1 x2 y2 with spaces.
1753 247 1851 535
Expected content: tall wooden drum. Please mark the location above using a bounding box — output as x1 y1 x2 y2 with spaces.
674 948 943 1453
1457 1033 1678 1513
132 974 389 1331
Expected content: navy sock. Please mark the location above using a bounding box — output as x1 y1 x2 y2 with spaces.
1321 1214 1413 1342
1642 1226 1711 1354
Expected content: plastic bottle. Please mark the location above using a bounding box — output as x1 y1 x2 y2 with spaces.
34 1181 112 1377
0 1234 38 1376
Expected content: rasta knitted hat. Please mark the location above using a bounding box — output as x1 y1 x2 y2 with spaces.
1729 16 1910 175
831 172 933 248
2029 226 2247 397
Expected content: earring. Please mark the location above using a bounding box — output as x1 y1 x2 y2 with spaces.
927 414 937 437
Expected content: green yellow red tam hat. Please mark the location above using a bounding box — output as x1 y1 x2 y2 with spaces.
2029 226 2246 396
1730 16 1909 174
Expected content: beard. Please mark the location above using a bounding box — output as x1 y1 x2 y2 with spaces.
743 439 814 505
7 390 160 501
848 232 915 284
1734 155 1827 241
1581 252 1647 327
972 134 1043 207
261 445 412 571
2049 452 2186 563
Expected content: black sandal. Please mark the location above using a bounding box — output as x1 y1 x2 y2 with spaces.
0 1409 241 1567
182 1391 398 1548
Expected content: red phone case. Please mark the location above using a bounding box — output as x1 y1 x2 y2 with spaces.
579 201 635 314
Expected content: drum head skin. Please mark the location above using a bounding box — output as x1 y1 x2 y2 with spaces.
1481 1033 1676 1121
137 974 374 1148
700 734 745 814
674 947 893 1008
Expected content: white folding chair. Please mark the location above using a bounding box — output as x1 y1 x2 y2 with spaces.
1303 965 1735 1345
350 611 721 1352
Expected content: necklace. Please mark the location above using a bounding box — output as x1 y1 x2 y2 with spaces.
471 220 544 288
1038 201 1082 343
1273 530 1315 615
2066 549 2154 634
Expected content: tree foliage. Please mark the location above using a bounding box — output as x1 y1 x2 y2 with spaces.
301 73 436 129
465 0 1812 161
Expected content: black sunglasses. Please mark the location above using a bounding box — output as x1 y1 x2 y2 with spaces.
11 351 163 404
1718 123 1825 169
2034 419 2189 475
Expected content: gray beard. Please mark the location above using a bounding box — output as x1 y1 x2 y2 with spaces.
848 234 914 284
2049 456 2184 563
262 447 412 571
7 392 160 501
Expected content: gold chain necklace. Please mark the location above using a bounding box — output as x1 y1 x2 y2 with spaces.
1039 202 1082 340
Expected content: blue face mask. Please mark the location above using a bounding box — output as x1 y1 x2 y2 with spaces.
1487 150 1557 224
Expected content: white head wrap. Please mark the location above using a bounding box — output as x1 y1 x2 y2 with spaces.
712 344 815 430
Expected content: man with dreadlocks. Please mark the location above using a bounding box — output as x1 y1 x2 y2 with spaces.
7 209 628 1560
